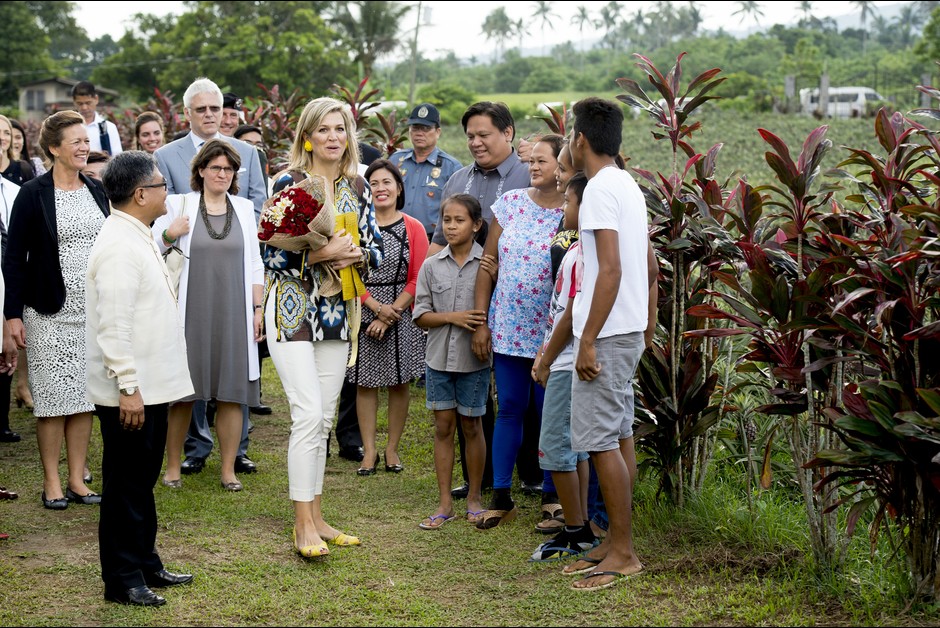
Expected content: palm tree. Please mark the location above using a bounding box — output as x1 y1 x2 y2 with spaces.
531 1 559 56
329 1 411 78
598 1 623 49
571 5 593 51
513 17 529 53
916 1 940 22
732 1 765 27
893 4 918 47
850 0 878 51
799 1 814 22
686 1 704 35
481 7 513 62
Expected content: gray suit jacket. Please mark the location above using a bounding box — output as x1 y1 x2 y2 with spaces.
154 133 267 221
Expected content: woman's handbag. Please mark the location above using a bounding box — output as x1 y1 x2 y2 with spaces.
163 196 187 294
163 244 185 293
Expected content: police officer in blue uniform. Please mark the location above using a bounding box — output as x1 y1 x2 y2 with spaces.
389 103 462 241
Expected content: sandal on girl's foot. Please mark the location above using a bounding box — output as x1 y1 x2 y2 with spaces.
535 503 565 534
561 555 603 576
466 509 484 525
418 514 455 530
475 506 518 530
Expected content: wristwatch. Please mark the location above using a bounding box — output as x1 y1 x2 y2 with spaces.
120 386 138 396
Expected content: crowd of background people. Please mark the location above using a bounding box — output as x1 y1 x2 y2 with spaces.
0 78 656 600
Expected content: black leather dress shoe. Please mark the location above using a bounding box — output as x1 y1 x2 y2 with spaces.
234 455 257 474
249 404 272 416
145 569 194 588
338 445 364 462
104 584 166 607
180 457 206 475
0 429 21 443
450 483 469 499
520 481 543 496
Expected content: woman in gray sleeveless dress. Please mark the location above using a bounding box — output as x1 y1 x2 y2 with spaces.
152 140 264 492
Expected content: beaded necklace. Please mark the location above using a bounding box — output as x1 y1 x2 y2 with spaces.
199 193 234 240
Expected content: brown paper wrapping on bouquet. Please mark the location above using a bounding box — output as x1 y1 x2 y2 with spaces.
258 174 343 298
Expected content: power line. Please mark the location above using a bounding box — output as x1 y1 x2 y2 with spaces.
1 47 282 79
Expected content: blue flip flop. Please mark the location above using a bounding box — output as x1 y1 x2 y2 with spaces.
418 514 455 530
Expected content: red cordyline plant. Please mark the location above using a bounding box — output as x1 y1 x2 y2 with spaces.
246 84 309 174
617 52 734 505
331 76 405 158
693 94 940 596
804 101 940 601
111 87 185 152
534 103 570 136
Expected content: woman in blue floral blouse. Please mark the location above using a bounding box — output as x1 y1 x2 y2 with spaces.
262 97 383 558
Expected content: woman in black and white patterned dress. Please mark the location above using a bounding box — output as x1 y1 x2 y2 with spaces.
3 111 109 510
347 160 427 475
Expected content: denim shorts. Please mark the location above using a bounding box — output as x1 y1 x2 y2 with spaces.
425 366 490 417
539 369 589 472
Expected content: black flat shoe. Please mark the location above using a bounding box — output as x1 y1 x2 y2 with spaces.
249 404 272 416
65 487 102 505
451 483 469 499
384 455 403 473
356 453 380 476
145 569 194 588
104 584 166 607
0 429 21 443
41 492 68 510
83 471 93 484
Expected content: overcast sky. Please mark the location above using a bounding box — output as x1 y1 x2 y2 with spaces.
73 1 900 62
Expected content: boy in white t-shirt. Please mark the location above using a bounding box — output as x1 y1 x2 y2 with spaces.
564 97 658 591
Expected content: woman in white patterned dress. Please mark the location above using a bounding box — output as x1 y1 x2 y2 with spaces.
3 111 109 510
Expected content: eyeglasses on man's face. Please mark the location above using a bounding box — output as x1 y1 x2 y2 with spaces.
138 181 168 190
206 165 235 176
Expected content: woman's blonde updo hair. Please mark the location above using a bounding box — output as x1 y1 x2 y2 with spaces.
287 97 360 180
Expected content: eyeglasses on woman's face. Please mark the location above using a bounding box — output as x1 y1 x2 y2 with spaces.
206 165 235 176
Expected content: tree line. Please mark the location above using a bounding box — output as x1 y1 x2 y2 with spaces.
4 1 940 116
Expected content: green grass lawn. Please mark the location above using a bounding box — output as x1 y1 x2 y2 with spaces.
0 361 935 626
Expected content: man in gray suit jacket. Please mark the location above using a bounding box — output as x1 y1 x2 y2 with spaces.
155 77 267 220
154 77 266 476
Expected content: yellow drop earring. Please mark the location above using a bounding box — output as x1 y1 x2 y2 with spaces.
304 140 312 152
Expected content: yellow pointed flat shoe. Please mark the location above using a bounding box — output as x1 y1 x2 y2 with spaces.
293 528 329 558
326 532 361 547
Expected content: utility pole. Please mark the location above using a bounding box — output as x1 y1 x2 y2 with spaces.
408 1 422 109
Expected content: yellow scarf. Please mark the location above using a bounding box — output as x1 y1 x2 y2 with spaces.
336 212 366 366
335 212 366 301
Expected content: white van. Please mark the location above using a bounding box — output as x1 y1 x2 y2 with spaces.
799 86 886 118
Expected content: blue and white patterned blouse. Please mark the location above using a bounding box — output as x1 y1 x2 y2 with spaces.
488 188 563 358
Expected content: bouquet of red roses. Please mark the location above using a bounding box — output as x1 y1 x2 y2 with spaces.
258 174 334 252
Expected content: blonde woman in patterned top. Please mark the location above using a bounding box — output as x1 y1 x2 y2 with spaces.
263 97 383 558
